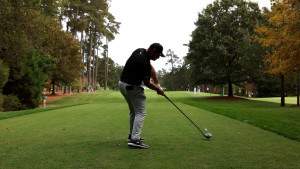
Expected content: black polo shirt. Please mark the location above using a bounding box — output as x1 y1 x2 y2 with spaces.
120 48 151 85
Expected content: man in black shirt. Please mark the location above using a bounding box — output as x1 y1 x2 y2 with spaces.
119 43 165 149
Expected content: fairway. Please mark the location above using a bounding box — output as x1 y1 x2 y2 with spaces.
1 91 300 169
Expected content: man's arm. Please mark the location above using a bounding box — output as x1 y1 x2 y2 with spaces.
144 64 164 95
150 63 163 89
150 64 159 84
143 79 164 95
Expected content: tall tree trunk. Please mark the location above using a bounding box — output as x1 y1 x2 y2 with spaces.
72 6 79 36
92 36 96 90
171 54 174 91
280 74 285 107
104 38 108 90
252 83 257 97
297 72 299 106
66 18 69 32
228 79 233 97
64 85 67 94
81 31 85 92
105 57 108 90
91 51 94 90
88 32 93 87
52 81 55 95
95 45 99 90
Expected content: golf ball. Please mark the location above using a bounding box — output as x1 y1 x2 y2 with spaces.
207 133 212 137
204 128 207 131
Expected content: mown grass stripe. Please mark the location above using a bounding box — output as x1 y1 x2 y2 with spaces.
0 103 88 120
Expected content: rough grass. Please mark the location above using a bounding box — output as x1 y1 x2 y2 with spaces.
0 91 300 169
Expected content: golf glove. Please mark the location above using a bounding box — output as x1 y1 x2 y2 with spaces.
156 83 162 89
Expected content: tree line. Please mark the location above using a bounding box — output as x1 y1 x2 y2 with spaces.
1 0 298 111
160 0 299 107
0 0 120 111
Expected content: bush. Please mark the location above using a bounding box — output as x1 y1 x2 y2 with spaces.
3 50 55 108
0 60 9 89
0 94 3 112
2 94 22 111
0 59 9 111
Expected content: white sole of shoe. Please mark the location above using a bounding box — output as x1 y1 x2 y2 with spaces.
128 143 149 149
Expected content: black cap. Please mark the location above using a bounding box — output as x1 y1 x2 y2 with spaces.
149 43 165 57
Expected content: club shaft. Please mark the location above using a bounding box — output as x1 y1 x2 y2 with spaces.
164 95 205 136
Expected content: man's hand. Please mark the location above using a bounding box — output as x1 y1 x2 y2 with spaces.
156 87 164 96
155 83 164 95
144 80 164 96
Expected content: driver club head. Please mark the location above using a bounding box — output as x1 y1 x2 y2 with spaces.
204 133 212 138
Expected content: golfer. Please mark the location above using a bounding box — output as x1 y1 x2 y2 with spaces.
119 43 165 149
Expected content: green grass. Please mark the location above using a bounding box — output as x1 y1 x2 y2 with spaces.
177 92 300 141
1 91 300 169
0 103 88 120
249 96 298 105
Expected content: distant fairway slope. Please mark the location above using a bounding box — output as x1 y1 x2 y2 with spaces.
179 92 300 141
0 91 300 169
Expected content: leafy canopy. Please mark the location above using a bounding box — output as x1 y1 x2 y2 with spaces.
187 0 265 96
255 0 300 76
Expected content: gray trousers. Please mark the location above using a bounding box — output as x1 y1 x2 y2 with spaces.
119 81 146 140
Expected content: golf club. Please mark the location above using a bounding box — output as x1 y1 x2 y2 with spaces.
164 94 212 139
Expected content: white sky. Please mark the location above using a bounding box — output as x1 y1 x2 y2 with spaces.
108 0 271 71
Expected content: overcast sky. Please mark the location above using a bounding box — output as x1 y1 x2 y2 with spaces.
108 0 271 71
